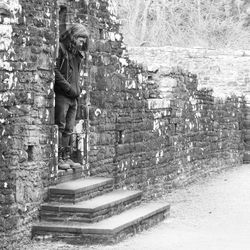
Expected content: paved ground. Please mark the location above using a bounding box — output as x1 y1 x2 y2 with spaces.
25 164 250 250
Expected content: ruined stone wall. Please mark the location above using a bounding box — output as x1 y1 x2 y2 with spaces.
128 46 250 165
128 46 250 99
89 62 245 198
0 0 246 247
0 0 57 248
76 1 245 198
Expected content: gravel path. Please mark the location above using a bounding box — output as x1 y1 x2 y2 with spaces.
24 164 250 250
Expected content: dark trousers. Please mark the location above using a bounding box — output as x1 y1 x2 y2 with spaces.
55 94 77 148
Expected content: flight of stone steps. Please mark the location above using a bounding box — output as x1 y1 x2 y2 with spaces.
244 105 250 164
32 177 170 245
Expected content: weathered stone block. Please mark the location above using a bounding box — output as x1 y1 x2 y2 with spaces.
147 98 171 109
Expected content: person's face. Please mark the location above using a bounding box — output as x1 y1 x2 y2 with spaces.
75 36 87 51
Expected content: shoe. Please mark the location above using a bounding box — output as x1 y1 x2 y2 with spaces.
58 146 70 170
64 158 82 169
64 146 82 170
58 159 71 170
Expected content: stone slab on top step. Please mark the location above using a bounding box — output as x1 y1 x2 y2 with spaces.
33 202 170 245
48 177 114 203
53 167 84 185
41 190 143 223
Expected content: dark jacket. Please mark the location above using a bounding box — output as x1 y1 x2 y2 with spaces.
54 43 83 99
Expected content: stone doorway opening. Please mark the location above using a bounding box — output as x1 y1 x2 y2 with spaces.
53 0 90 182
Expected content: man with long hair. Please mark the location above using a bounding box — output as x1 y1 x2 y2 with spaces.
54 23 89 170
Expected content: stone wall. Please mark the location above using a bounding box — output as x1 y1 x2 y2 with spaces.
127 46 250 165
0 0 57 248
0 0 246 247
72 2 246 199
128 46 250 99
61 1 245 198
88 63 245 198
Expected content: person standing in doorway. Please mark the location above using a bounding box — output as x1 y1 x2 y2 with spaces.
54 23 89 170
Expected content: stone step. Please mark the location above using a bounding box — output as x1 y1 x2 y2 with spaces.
243 152 250 164
243 121 250 129
33 202 170 245
245 143 250 151
53 168 85 185
40 190 143 223
48 177 114 203
245 114 250 120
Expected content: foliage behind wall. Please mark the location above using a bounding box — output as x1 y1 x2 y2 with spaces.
115 0 250 48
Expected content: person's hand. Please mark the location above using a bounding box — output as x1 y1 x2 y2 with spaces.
66 87 78 98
